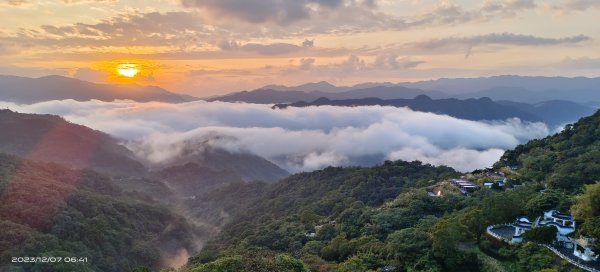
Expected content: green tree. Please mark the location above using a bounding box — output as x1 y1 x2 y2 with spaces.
579 216 600 251
191 256 244 272
459 208 486 244
523 226 557 245
571 182 600 220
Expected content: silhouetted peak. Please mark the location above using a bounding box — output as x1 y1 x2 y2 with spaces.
477 97 494 103
414 94 432 100
313 97 331 104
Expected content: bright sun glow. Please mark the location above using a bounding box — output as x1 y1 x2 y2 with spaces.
117 63 139 78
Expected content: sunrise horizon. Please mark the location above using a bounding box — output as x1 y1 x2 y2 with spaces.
2 0 600 96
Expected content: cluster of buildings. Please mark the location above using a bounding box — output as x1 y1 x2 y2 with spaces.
451 179 479 195
488 209 598 264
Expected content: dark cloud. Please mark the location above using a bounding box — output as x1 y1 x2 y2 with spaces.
482 0 536 14
420 33 590 49
302 39 314 47
181 0 346 25
417 33 591 57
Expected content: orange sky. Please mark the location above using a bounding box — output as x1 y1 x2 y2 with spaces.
1 0 599 96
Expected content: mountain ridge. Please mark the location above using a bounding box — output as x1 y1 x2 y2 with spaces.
0 75 197 104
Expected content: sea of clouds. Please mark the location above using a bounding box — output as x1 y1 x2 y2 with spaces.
0 99 551 172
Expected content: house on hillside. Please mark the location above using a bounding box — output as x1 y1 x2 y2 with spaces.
488 209 598 264
484 178 506 189
511 217 533 243
538 210 576 244
451 179 479 195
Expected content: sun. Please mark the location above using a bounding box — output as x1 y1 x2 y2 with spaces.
117 63 139 78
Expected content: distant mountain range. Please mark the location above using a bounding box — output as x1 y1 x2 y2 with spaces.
3 74 599 106
262 81 397 93
208 86 446 104
225 76 600 104
402 75 600 97
273 95 595 127
0 75 197 103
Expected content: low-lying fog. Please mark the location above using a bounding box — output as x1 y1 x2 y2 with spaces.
1 99 551 172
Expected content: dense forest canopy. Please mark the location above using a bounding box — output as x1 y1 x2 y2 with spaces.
2 108 600 271
184 109 600 272
0 154 196 271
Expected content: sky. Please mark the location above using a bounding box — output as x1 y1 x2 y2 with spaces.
1 0 599 96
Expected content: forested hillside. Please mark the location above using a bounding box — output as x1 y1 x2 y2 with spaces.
0 153 196 271
496 109 600 190
0 109 146 176
184 111 600 271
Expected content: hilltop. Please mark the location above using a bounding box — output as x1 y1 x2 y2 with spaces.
0 75 196 104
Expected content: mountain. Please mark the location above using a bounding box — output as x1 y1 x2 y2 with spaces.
253 76 600 104
0 75 196 103
207 89 329 104
0 109 147 176
214 76 600 104
0 109 288 197
497 100 596 127
274 95 542 123
401 76 600 103
0 153 196 271
262 81 401 94
274 96 596 127
402 75 600 95
495 108 600 190
152 145 289 184
262 81 345 93
208 86 446 104
153 162 243 197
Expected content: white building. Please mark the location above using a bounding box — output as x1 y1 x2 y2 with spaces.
511 217 533 243
538 210 576 244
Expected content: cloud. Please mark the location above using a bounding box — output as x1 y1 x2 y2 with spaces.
181 0 346 26
418 33 591 57
1 99 550 172
482 0 536 15
558 57 600 69
4 0 115 5
61 0 116 3
548 0 600 14
218 40 313 55
420 33 590 49
4 11 210 48
3 0 29 6
298 58 316 70
1 1 542 56
373 53 425 69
